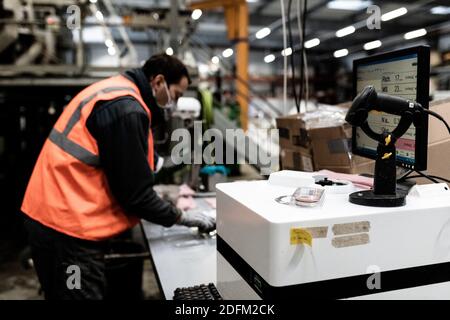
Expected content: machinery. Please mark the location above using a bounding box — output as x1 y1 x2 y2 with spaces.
216 170 450 299
216 46 450 299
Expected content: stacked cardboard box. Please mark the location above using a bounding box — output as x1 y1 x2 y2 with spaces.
276 114 314 172
415 98 450 185
277 99 450 178
276 107 375 174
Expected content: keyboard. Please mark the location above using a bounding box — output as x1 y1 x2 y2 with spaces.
173 283 222 300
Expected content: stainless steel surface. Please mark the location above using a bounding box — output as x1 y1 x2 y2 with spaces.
141 198 216 300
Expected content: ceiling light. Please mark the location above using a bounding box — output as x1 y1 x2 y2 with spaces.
334 49 349 58
381 7 407 21
431 6 450 15
166 47 174 56
404 28 427 40
89 0 97 3
256 27 271 40
264 54 275 63
327 0 372 11
95 11 104 21
364 40 382 50
107 46 116 56
304 38 320 49
191 9 202 20
105 39 113 48
246 0 259 3
281 47 292 56
336 26 355 38
222 48 234 58
211 56 220 64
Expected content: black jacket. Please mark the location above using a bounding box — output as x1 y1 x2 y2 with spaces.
86 68 180 227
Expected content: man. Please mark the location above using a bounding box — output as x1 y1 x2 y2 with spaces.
21 54 215 300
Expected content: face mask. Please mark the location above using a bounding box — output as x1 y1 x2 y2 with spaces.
152 81 175 110
162 81 176 109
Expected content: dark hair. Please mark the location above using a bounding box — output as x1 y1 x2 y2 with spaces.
142 53 191 85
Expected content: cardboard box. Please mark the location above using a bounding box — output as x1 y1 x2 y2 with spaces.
415 98 450 185
276 98 449 178
280 147 314 172
276 114 310 150
308 123 375 174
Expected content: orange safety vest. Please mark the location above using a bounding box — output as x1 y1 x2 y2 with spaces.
21 75 155 241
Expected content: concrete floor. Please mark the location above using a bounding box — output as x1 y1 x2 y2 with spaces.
0 254 162 300
0 257 42 300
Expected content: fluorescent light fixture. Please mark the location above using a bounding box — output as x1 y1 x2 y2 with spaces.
246 0 259 3
305 38 320 49
334 49 349 58
404 28 427 40
327 0 372 11
281 47 292 56
211 56 220 64
264 54 275 63
191 9 202 20
166 47 174 56
107 46 116 56
255 27 271 40
336 26 355 38
222 48 234 58
431 6 450 15
364 40 382 50
381 7 407 21
105 39 113 48
95 11 104 21
89 0 97 3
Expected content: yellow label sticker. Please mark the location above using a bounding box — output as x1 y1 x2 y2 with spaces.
290 228 313 246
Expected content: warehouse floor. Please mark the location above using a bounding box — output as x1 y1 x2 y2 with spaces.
0 255 162 300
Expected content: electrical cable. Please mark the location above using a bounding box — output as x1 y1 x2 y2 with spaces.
280 0 288 114
421 107 450 134
397 169 414 181
298 0 307 111
297 0 309 112
412 170 439 183
287 0 300 112
402 174 450 184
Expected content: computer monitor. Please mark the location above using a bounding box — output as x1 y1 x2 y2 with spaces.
352 46 430 170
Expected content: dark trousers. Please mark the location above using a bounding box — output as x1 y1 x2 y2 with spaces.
24 215 108 300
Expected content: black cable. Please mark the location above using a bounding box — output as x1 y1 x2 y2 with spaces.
287 0 300 112
298 0 307 108
402 174 450 184
422 108 450 134
397 169 414 182
413 170 440 183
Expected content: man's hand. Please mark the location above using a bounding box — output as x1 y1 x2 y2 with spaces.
176 211 216 233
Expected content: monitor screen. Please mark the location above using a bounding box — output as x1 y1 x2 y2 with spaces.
352 46 429 170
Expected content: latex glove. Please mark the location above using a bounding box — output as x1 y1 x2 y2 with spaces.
177 211 216 233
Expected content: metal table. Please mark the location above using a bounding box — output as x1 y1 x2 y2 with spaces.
140 198 217 300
